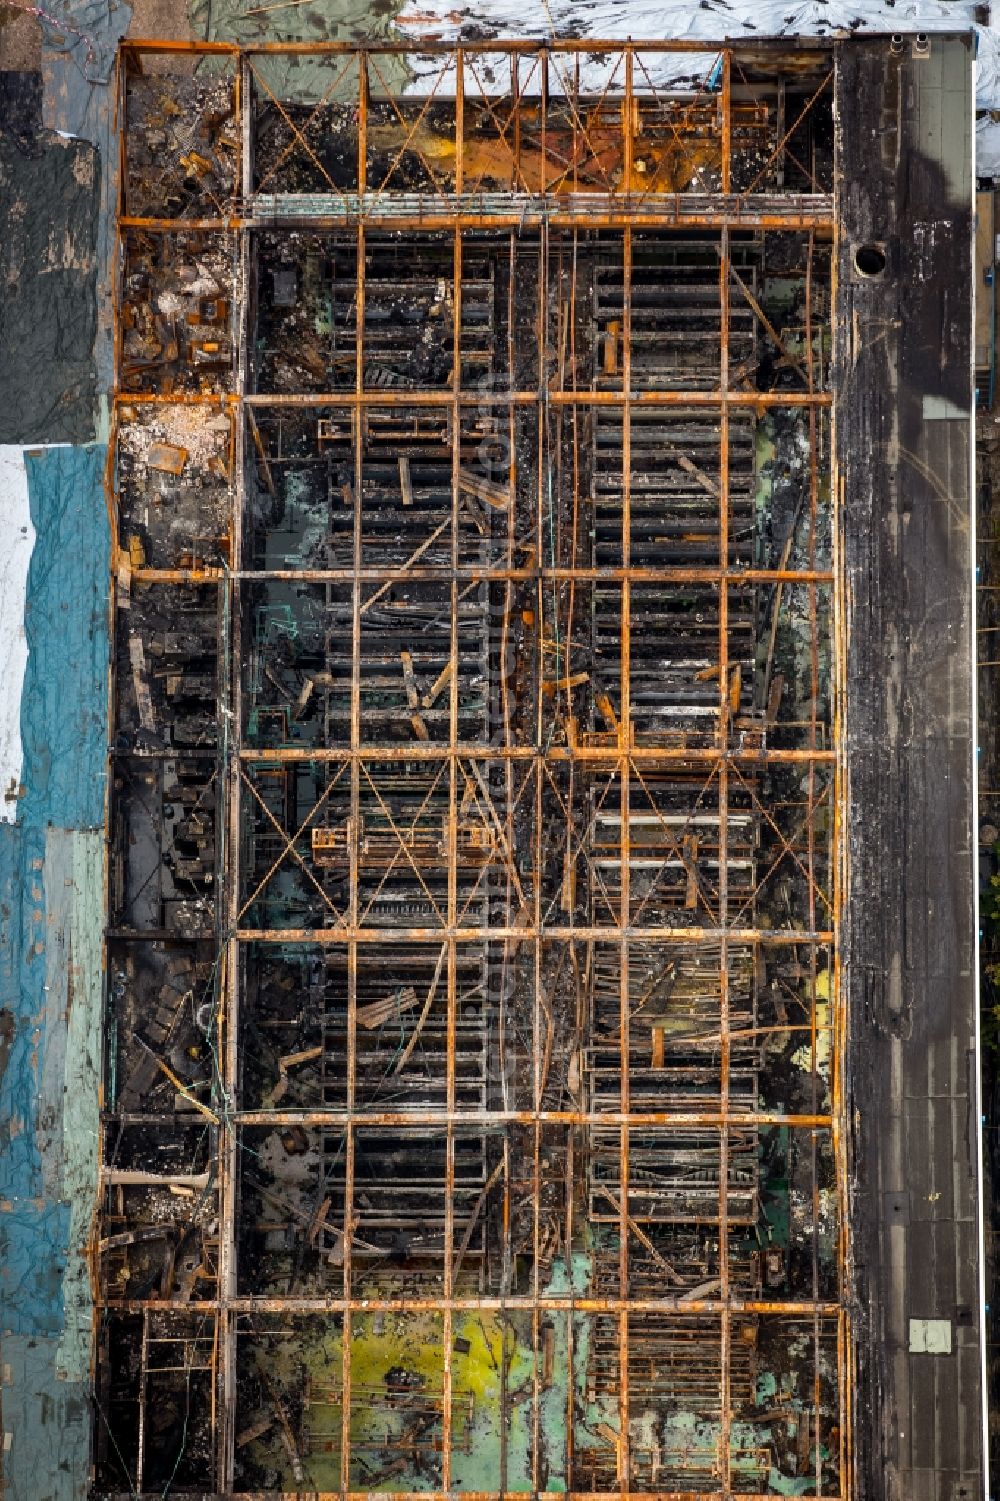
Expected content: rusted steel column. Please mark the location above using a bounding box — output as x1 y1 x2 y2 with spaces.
716 216 732 1494
216 44 251 1495
617 212 633 1493
442 50 464 1484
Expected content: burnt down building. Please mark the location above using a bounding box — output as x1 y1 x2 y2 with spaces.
95 30 984 1500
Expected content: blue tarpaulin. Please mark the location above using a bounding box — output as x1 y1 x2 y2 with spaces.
0 443 108 1500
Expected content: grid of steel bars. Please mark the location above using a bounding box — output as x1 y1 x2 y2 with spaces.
102 37 849 1499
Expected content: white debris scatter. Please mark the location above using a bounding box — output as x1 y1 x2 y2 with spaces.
0 448 38 822
118 403 231 474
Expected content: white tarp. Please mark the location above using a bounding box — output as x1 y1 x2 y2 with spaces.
979 112 1000 170
0 449 38 822
396 0 1000 112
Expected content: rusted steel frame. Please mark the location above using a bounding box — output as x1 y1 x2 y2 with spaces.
113 53 127 411
739 62 821 195
731 260 812 387
356 779 454 922
440 91 463 1483
233 923 832 943
229 565 837 584
840 1309 852 1499
365 51 453 207
726 779 833 930
500 226 517 1453
240 766 345 924
341 204 366 1494
230 1108 832 1129
356 762 449 923
463 51 534 194
238 745 837 763
531 758 542 1491
238 389 833 407
530 168 549 1491
105 1294 840 1316
543 46 624 197
716 220 733 1492
624 757 725 927
115 391 232 406
457 762 527 910
123 39 239 53
248 57 350 205
119 215 240 230
537 716 622 923
563 223 584 752
123 205 836 232
512 54 523 191
739 68 833 200
353 762 450 925
803 227 826 1495
253 52 358 196
730 760 834 921
630 48 723 209
237 762 349 912
618 212 633 1492
540 47 547 231
237 761 349 920
266 208 835 231
722 50 732 195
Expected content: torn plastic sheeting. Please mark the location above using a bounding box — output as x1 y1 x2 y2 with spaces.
0 130 99 445
191 0 411 102
0 826 102 1499
394 0 982 43
30 0 131 85
39 5 130 404
0 1200 72 1337
0 443 108 1342
978 113 1000 173
0 820 71 1335
1 1334 91 1501
20 444 109 831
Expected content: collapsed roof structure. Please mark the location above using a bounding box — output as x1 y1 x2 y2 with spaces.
95 29 983 1499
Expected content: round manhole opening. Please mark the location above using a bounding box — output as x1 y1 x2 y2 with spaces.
854 243 886 278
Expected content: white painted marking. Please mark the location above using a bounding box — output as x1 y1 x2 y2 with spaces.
909 1317 954 1354
0 449 38 822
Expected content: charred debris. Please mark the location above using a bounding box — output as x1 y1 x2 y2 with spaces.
100 39 842 1498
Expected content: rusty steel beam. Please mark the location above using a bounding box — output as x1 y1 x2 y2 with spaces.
101 1295 841 1316
234 925 835 942
122 34 836 55
236 745 837 762
195 565 835 582
222 1106 834 1127
121 205 835 232
113 387 833 407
